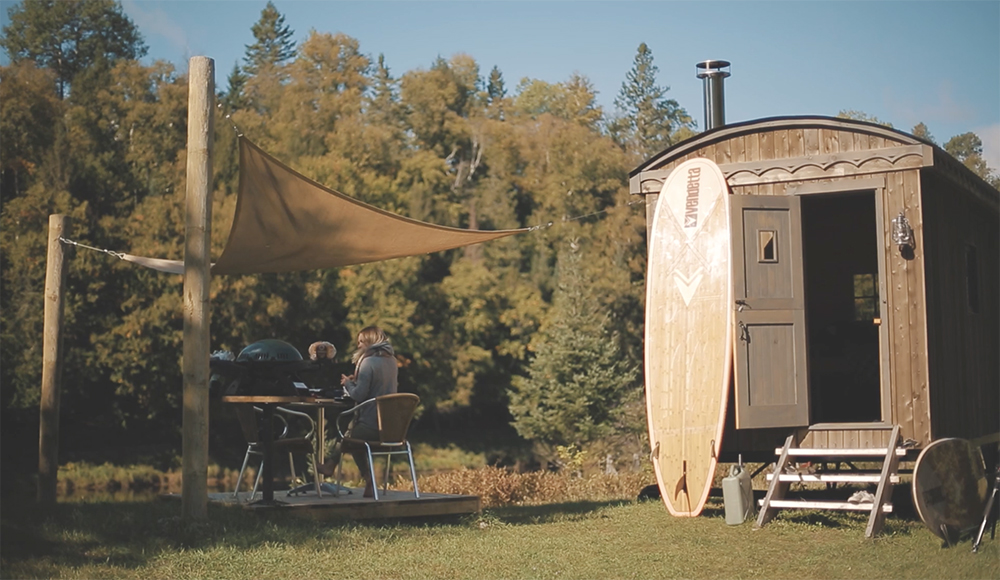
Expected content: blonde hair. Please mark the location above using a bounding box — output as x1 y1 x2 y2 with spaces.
351 325 389 364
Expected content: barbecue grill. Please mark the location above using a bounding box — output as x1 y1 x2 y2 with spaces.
210 339 334 397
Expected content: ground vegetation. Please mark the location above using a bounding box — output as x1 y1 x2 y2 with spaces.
1 484 995 580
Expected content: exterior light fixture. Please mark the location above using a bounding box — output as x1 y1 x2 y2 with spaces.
891 211 914 252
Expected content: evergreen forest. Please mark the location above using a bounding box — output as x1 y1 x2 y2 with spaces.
2 1 996 477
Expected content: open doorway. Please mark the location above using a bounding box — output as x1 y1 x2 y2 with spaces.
801 192 882 424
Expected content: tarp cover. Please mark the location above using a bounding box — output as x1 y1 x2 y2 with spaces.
135 138 525 275
210 138 524 275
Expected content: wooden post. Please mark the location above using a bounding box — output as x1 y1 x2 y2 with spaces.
38 214 70 505
181 56 214 520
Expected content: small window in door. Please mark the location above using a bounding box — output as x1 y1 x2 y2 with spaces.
853 273 878 321
758 230 778 263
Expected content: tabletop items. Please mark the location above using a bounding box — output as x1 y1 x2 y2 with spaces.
209 339 351 399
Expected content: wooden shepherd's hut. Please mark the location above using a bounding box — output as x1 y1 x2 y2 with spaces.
632 115 999 459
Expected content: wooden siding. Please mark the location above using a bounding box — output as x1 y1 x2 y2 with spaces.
920 171 1000 441
798 427 894 449
640 121 942 453
886 169 931 445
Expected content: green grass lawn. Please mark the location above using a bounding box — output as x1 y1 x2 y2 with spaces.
2 494 997 579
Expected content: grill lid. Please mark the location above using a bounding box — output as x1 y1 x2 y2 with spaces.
236 339 303 363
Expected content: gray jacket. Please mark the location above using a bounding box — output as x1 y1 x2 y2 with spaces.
343 342 398 430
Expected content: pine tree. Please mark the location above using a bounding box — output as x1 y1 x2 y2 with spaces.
368 54 400 126
509 240 639 452
611 42 692 158
486 65 506 120
242 1 296 76
240 1 296 117
221 62 249 111
487 66 506 102
911 122 935 144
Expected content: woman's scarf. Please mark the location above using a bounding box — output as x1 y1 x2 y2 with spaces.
353 341 395 374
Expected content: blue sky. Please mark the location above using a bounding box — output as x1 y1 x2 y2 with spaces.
3 1 999 167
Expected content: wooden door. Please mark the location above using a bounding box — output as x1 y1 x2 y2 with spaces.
731 195 809 429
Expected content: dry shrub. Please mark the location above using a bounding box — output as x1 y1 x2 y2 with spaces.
395 466 651 508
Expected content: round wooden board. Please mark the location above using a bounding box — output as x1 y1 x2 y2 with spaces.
912 438 988 540
644 157 732 517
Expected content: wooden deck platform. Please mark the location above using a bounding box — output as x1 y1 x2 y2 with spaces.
165 487 481 521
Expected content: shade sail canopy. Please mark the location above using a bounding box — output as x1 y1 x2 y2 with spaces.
208 138 525 275
128 138 525 275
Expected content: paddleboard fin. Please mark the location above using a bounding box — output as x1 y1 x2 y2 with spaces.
674 461 688 500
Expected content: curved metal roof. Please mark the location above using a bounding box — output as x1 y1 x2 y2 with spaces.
630 115 928 177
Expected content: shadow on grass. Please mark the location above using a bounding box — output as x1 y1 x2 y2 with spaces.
0 494 643 574
2 484 929 575
1 497 328 572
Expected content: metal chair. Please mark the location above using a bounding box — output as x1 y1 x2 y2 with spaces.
335 393 420 500
233 404 322 500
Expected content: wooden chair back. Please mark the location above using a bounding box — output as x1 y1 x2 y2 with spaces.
375 393 420 444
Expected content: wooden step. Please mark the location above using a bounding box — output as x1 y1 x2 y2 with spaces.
774 447 907 457
757 499 893 513
766 473 901 484
756 425 902 539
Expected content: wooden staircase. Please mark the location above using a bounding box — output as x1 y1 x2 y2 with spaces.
755 425 903 538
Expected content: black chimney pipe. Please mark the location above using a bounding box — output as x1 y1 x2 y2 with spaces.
696 60 731 130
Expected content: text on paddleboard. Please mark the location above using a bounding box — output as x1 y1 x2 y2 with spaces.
684 166 702 228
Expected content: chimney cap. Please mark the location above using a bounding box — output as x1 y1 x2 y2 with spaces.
696 60 731 78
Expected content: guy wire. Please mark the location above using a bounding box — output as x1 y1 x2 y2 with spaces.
526 197 645 231
58 237 126 260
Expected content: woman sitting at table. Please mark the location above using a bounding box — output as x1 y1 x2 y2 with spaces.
317 325 398 497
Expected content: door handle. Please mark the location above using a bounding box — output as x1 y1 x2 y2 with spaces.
738 321 751 343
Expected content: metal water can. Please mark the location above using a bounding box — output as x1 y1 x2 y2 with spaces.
722 463 755 525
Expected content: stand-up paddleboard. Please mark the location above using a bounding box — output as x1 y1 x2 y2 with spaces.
645 157 732 517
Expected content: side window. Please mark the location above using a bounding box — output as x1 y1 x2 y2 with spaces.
853 273 878 321
967 244 979 313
